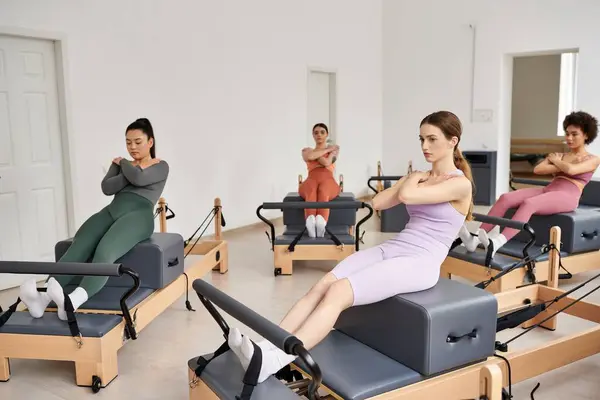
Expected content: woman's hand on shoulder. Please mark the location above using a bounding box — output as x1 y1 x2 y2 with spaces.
547 152 562 164
407 169 429 182
112 157 123 164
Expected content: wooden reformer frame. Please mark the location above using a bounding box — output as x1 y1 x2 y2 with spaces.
273 241 355 276
191 225 600 399
0 197 228 391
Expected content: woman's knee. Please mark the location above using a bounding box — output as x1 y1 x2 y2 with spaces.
308 273 338 296
519 197 541 213
322 278 354 310
496 192 513 206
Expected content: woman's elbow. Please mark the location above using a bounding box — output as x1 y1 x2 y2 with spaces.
396 189 409 204
101 185 112 196
371 196 382 211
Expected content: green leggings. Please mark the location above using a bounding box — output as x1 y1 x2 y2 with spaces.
53 192 155 297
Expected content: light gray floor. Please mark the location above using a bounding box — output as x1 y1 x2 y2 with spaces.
1 205 600 399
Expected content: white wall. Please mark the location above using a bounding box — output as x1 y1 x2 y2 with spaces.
383 0 600 198
0 0 383 238
511 54 561 139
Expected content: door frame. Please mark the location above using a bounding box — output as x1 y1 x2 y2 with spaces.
0 26 76 237
306 66 338 145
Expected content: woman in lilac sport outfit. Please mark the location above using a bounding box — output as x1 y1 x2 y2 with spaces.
227 111 475 383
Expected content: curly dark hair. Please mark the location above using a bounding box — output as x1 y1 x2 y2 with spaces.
562 111 598 144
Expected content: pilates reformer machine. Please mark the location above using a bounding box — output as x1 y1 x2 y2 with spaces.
257 193 373 276
0 197 227 393
187 217 600 400
444 179 600 293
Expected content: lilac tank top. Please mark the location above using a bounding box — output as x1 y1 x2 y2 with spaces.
396 170 468 250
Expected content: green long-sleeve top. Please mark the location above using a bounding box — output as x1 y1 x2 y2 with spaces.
101 159 169 205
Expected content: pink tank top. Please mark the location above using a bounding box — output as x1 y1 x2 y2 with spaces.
554 170 594 185
553 153 596 185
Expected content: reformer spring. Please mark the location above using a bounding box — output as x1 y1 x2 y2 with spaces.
181 204 226 312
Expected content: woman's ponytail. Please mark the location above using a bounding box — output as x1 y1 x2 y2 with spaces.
126 118 156 158
453 146 475 220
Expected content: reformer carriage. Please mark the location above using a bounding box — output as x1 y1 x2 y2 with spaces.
0 197 228 393
187 216 600 400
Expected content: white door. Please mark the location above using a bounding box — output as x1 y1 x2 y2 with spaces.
0 35 69 291
307 70 336 145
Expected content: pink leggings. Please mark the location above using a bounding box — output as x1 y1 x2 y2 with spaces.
481 178 581 240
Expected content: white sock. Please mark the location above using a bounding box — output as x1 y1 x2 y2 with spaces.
228 330 277 367
478 229 507 258
235 336 296 383
478 229 491 251
228 327 245 363
488 234 507 258
315 215 326 238
458 225 479 252
305 215 316 238
19 278 51 318
47 277 66 319
69 287 89 312
47 279 88 320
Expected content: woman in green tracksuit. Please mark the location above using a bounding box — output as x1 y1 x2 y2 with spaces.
19 118 169 320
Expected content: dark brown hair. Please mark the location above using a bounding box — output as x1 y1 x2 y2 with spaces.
312 123 328 133
420 111 475 220
126 118 155 158
563 111 598 144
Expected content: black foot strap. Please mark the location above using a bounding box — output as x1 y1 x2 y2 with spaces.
193 339 263 400
194 341 231 377
325 227 342 247
236 341 262 400
64 293 83 347
0 298 21 328
288 228 307 252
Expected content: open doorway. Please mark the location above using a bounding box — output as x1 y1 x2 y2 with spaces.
509 51 579 182
307 68 337 146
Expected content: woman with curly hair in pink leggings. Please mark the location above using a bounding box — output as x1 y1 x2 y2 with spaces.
459 111 600 257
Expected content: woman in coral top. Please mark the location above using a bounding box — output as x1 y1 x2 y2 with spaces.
300 123 340 237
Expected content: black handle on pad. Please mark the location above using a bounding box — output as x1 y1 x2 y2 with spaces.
0 260 122 276
582 230 598 239
367 175 404 194
168 257 179 267
447 328 477 343
262 201 365 210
